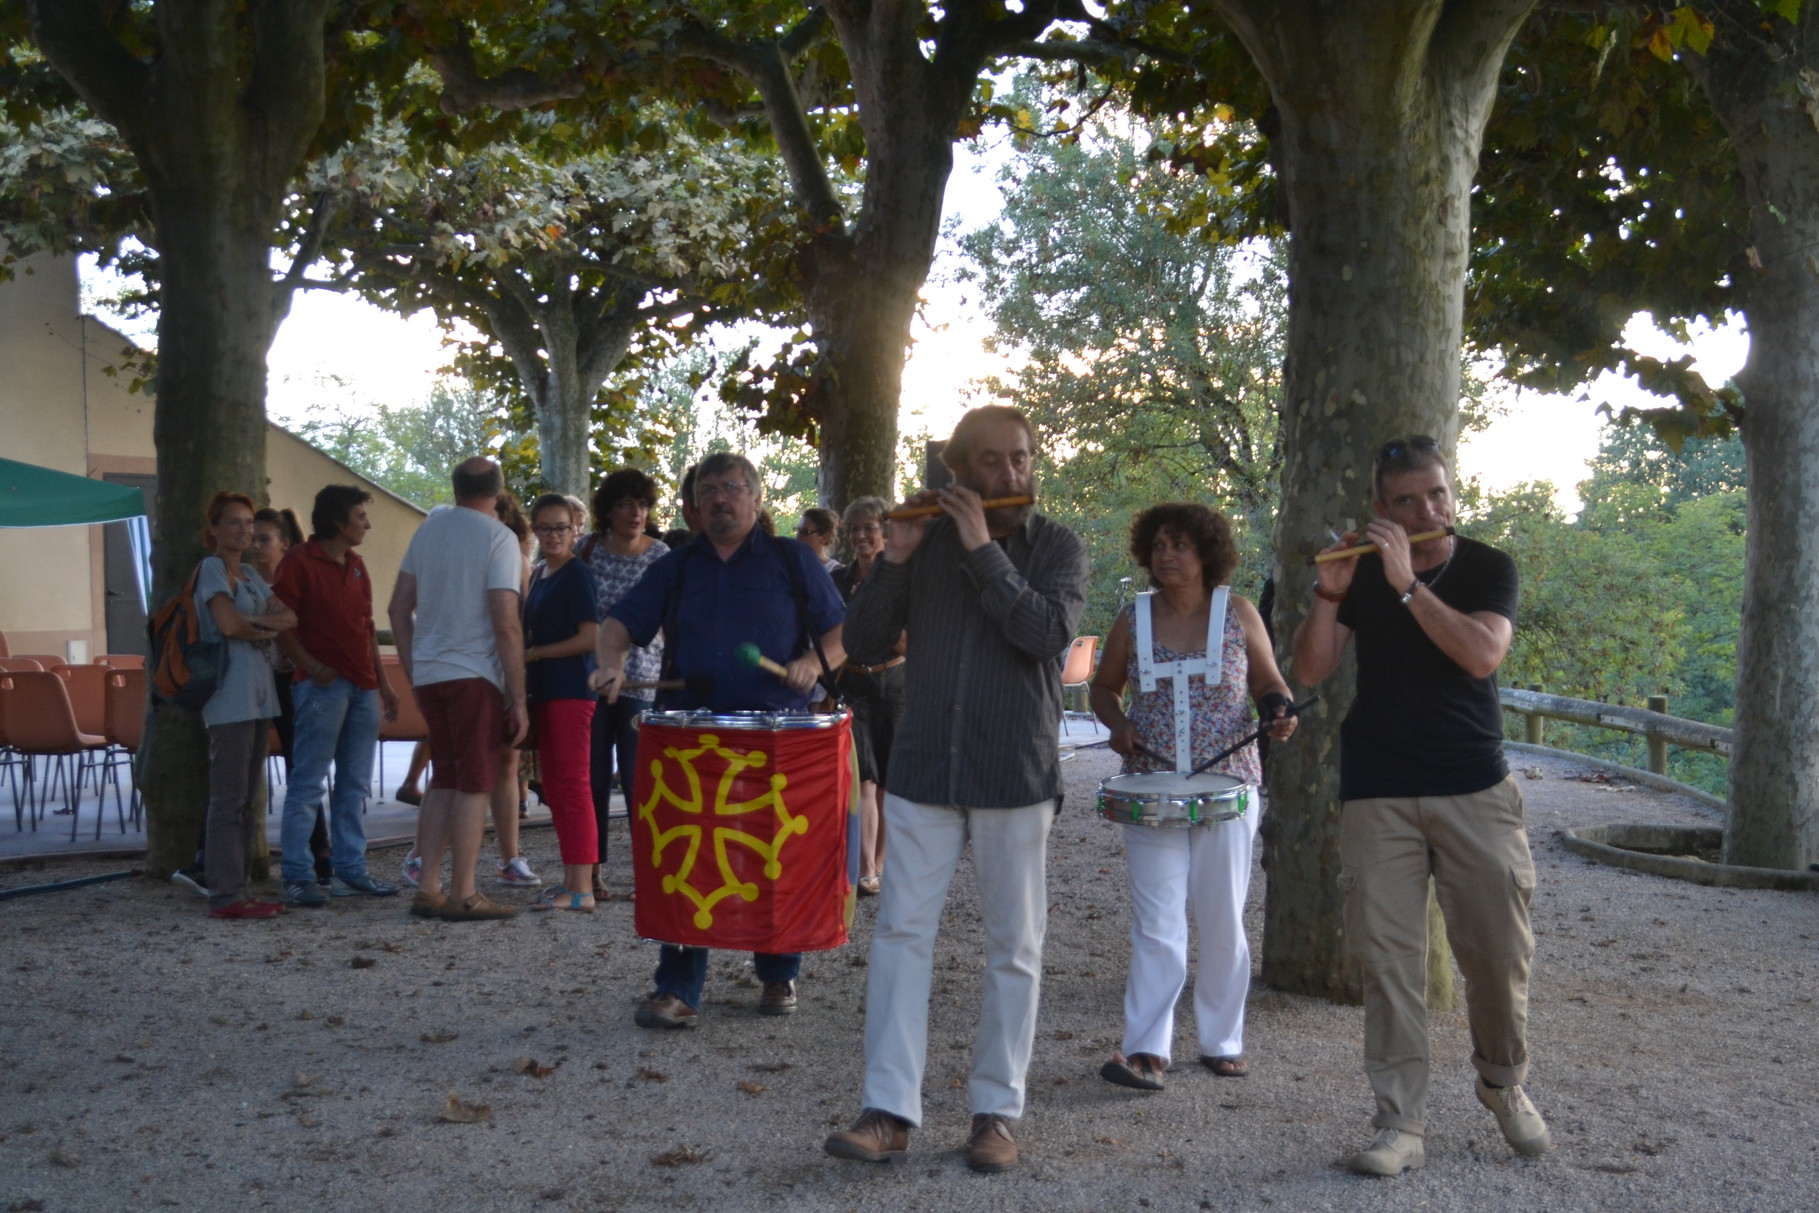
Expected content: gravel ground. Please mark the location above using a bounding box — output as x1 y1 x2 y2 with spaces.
2 746 1815 1212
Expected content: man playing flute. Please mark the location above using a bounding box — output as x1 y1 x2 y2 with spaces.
1293 435 1550 1177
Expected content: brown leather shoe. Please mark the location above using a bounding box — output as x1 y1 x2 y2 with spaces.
759 980 798 1016
823 1108 910 1163
634 992 698 1029
438 892 515 921
408 891 446 919
966 1113 1018 1173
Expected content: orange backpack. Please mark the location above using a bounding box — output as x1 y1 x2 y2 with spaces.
148 563 225 711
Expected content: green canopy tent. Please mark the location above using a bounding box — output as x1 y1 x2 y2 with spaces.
0 457 146 527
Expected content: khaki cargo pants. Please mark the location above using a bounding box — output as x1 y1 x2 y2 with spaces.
1339 774 1537 1136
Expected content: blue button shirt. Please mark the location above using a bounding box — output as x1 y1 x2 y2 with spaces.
608 528 845 713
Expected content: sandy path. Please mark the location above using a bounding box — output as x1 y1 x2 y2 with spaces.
2 746 1814 1212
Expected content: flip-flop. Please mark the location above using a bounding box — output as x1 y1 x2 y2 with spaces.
1100 1053 1166 1092
529 886 595 913
1200 1055 1248 1078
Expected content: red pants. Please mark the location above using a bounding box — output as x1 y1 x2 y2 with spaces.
536 698 597 865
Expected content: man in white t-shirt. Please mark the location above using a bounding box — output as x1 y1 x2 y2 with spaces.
388 457 528 921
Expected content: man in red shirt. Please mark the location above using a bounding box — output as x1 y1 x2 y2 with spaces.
273 485 401 906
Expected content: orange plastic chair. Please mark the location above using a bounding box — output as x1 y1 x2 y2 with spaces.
96 654 147 670
0 674 32 827
103 668 148 828
1059 635 1099 735
55 663 110 738
376 658 428 792
0 657 45 673
5 670 110 839
0 628 9 658
14 654 66 672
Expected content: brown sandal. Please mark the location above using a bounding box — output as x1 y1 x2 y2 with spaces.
1200 1054 1248 1078
1100 1052 1167 1091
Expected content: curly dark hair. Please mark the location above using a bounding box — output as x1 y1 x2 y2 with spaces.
1129 503 1238 591
591 467 658 532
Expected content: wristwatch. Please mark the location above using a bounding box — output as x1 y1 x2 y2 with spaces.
1399 577 1422 605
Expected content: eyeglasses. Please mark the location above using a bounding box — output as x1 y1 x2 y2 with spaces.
795 526 826 538
697 480 752 501
1375 435 1439 465
532 524 572 537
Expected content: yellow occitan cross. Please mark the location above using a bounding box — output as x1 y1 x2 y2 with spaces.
639 732 812 929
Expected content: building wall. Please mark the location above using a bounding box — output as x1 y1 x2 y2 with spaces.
0 252 423 661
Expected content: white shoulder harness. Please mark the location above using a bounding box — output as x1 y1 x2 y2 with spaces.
1133 587 1228 773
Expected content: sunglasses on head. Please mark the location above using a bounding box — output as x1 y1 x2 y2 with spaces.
1375 435 1439 465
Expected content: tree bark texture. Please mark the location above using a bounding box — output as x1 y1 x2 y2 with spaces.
1207 0 1535 1001
689 1 1063 507
28 0 331 876
1687 4 1819 870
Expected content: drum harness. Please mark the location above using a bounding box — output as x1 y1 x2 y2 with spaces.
1133 586 1229 775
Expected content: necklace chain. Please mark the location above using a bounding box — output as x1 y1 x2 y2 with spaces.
1422 535 1457 593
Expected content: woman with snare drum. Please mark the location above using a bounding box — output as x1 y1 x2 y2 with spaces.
1088 503 1297 1090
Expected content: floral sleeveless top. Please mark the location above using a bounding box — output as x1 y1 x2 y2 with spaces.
1120 597 1262 785
579 534 668 697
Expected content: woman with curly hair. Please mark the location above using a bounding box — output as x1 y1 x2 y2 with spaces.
1089 503 1297 1090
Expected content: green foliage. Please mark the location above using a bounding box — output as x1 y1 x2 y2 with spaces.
1470 423 1747 793
291 379 507 508
953 80 1285 637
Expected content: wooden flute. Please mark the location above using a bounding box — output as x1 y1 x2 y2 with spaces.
886 494 1034 520
1306 525 1455 566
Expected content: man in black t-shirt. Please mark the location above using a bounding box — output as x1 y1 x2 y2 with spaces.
1293 436 1550 1177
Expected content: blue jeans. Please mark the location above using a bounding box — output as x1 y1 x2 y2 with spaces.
280 678 380 884
654 946 801 1010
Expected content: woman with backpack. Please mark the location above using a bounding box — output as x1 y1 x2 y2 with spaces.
195 491 297 920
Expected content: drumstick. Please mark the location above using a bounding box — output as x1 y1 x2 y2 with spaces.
1189 695 1321 777
1306 526 1454 566
1134 742 1173 768
735 642 791 680
887 494 1034 521
606 675 713 694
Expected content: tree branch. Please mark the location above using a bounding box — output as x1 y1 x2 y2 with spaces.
428 22 586 115
674 22 846 231
247 0 333 184
24 0 149 136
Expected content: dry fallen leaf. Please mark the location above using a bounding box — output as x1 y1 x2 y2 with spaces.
349 957 376 970
650 1146 708 1167
420 1031 458 1044
1094 1136 1124 1146
437 1092 491 1124
638 1067 669 1083
1052 1031 1076 1041
749 1061 791 1074
513 1057 558 1078
736 1081 767 1096
47 1147 79 1167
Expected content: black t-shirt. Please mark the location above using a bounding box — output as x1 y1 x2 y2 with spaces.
1335 536 1518 800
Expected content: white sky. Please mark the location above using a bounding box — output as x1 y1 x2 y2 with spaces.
89 140 1749 517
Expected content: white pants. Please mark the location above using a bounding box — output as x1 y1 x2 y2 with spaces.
860 793 1055 1126
1119 790 1259 1063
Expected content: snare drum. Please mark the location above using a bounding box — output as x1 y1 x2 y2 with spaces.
631 709 856 953
1097 770 1249 828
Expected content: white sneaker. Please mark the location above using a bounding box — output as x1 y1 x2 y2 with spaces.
170 868 211 898
1346 1128 1425 1176
496 856 541 886
1476 1077 1552 1155
400 853 422 889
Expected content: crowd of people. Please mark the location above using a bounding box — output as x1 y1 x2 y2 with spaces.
177 409 1548 1179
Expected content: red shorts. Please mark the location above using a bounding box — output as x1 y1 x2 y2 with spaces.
415 677 505 794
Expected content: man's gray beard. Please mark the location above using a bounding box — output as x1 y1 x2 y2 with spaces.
983 502 1034 532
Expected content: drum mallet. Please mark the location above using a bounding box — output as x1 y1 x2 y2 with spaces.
735 642 792 680
1189 694 1321 776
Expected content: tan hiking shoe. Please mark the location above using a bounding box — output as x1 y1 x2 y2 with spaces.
823 1108 910 1163
1477 1078 1552 1155
439 892 515 922
1346 1128 1425 1176
966 1113 1018 1173
633 992 698 1029
408 890 446 919
759 980 798 1016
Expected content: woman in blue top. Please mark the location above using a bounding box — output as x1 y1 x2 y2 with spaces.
523 493 603 910
196 491 297 919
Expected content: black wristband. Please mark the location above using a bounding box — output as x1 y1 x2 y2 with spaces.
1399 577 1422 605
1257 691 1290 720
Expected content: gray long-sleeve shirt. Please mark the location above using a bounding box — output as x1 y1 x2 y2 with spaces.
844 512 1089 808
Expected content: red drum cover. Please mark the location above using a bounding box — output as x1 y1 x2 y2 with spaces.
632 713 854 953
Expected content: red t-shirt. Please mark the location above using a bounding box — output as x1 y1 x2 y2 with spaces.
271 540 378 690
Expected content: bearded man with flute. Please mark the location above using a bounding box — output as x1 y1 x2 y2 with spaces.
1292 435 1551 1177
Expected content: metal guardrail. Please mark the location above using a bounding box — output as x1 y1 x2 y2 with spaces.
1500 685 1731 775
